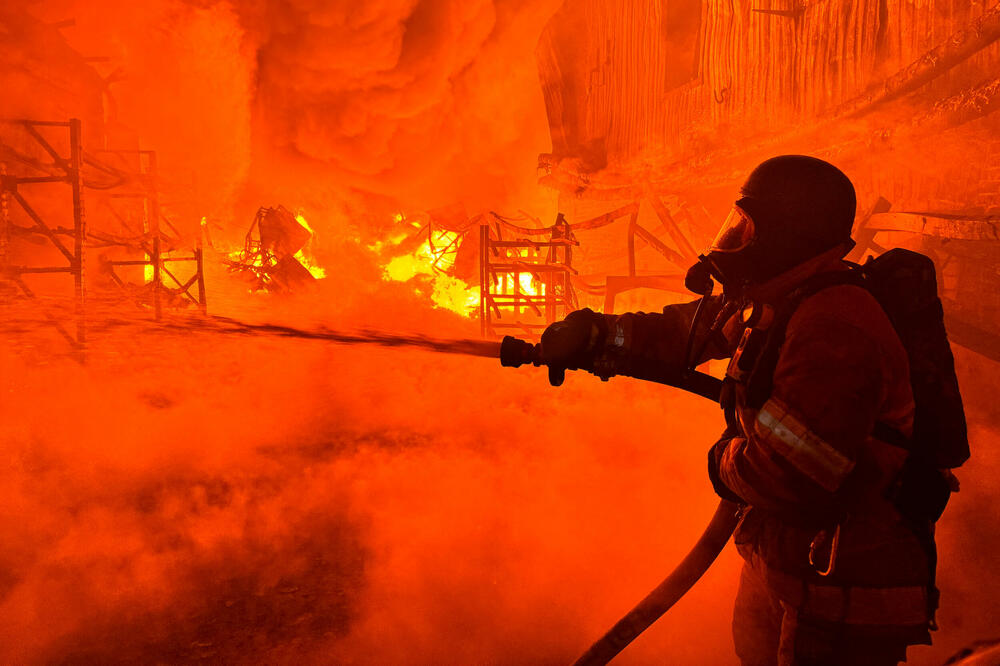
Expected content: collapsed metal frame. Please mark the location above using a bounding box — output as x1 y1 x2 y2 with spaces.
479 216 579 339
593 194 700 313
0 118 86 349
93 149 206 317
225 205 320 293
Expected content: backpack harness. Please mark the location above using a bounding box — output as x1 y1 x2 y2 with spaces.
716 248 968 629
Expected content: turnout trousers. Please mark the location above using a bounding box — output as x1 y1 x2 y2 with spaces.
733 564 912 666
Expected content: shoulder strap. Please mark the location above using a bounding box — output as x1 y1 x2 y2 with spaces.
744 267 865 409
746 269 916 451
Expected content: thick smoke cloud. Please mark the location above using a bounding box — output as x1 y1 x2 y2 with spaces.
240 0 563 214
29 0 560 231
24 0 254 225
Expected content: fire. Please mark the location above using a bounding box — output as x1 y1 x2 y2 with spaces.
375 214 479 317
518 265 544 296
490 251 545 301
228 246 260 267
224 207 327 291
293 213 327 280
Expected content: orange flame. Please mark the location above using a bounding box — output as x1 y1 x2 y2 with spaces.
375 214 479 317
293 213 326 280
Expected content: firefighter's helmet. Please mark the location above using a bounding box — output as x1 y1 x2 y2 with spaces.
700 155 857 288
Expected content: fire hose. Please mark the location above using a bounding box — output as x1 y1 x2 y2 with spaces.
499 335 739 666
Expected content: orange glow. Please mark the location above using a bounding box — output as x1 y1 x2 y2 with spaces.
518 264 545 297
3 2 999 665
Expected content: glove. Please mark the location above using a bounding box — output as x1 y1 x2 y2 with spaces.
539 308 607 386
707 432 746 504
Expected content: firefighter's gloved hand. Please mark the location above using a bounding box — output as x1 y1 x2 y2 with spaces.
539 308 607 386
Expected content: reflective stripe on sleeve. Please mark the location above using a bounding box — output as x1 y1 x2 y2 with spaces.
754 398 855 492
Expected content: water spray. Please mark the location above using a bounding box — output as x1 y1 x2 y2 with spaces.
78 313 502 360
204 315 503 360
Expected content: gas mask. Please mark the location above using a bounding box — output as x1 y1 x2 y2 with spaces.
701 203 759 289
687 156 860 296
685 202 766 296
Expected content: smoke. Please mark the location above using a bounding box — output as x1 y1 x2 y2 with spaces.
239 0 563 214
18 0 254 225
0 308 741 664
17 0 564 290
4 295 995 664
3 1 1000 664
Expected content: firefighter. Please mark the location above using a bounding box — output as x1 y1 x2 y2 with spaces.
541 156 945 665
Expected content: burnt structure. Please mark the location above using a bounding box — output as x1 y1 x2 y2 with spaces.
479 213 579 338
226 206 320 293
0 118 209 356
0 8 208 353
537 0 1000 360
0 118 86 349
91 149 207 317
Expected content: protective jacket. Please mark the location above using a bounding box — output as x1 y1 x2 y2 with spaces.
596 251 934 647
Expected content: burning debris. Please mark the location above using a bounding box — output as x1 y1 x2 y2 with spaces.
371 211 480 317
226 206 325 293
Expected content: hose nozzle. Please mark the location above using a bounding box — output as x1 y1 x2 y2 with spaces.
499 335 540 368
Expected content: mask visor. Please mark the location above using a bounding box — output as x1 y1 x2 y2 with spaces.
710 205 756 254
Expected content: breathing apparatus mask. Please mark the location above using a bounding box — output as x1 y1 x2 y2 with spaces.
681 155 858 371
687 155 859 296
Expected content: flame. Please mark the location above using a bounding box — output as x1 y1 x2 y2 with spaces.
491 250 545 300
294 214 327 279
431 274 481 315
376 214 479 317
228 247 261 267
518 272 544 296
225 210 327 289
294 213 315 235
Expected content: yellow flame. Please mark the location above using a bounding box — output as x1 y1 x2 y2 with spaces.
294 249 326 279
376 216 479 317
293 213 325 279
432 274 481 315
294 213 315 235
518 272 544 296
